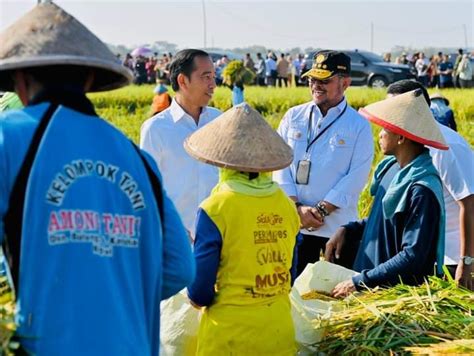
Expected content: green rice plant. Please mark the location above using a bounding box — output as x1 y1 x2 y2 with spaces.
221 61 255 86
89 85 474 218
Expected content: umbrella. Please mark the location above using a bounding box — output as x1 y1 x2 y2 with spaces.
131 46 153 57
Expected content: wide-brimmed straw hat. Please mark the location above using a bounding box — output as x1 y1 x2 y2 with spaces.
184 103 293 172
0 2 132 92
359 89 448 150
429 92 450 106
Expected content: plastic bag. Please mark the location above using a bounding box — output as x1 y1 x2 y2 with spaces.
291 261 357 354
160 290 201 356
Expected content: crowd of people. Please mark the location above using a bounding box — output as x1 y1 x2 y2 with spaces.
121 50 315 88
122 52 174 85
122 48 474 90
0 2 472 355
386 49 473 88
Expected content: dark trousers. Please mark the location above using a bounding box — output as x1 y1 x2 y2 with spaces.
446 265 457 279
296 234 328 276
296 233 361 277
277 76 288 87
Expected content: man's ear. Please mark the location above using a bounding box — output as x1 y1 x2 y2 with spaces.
177 73 188 90
342 76 351 90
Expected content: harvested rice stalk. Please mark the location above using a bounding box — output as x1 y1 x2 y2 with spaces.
0 300 15 355
301 290 337 302
311 276 473 355
406 339 474 354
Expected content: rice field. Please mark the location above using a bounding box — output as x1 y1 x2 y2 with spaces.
89 86 474 217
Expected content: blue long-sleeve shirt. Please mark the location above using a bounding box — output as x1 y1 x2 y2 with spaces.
188 208 298 307
0 96 195 355
345 182 440 289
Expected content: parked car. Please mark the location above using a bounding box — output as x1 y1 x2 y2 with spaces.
305 50 415 88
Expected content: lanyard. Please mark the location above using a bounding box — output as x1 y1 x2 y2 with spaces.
305 103 348 153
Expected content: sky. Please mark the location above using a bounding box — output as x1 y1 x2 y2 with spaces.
1 0 473 54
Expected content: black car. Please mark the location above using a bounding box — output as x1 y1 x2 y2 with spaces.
305 50 415 88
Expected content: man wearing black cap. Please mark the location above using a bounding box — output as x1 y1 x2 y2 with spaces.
274 50 374 275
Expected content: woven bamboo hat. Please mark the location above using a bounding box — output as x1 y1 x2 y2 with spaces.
0 2 132 92
359 89 448 150
429 92 450 105
184 103 293 172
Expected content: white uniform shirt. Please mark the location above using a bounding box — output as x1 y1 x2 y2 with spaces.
274 99 374 238
430 124 474 265
140 100 221 234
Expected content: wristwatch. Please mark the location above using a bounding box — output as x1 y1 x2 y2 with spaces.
461 256 474 265
315 201 330 217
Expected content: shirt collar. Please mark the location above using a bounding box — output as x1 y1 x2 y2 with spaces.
170 99 208 123
312 97 347 119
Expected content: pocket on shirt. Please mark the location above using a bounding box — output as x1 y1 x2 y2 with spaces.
287 127 306 154
288 127 305 141
329 134 354 149
325 134 356 175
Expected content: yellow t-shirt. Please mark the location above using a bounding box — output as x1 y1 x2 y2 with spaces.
197 188 299 356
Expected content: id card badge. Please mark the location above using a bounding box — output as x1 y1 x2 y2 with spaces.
296 159 311 185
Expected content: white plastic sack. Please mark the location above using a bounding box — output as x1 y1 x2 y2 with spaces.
160 289 201 356
291 261 357 354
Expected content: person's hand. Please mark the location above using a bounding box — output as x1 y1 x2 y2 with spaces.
297 205 324 230
455 262 474 291
324 227 347 263
331 279 356 298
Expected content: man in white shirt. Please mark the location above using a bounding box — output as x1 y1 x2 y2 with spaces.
415 52 429 87
387 79 474 290
140 49 221 237
274 50 374 275
265 53 277 87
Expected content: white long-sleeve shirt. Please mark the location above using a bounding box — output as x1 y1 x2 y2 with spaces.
429 123 474 265
273 98 374 238
140 100 221 234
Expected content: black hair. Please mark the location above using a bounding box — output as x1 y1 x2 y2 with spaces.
169 49 210 91
387 79 430 106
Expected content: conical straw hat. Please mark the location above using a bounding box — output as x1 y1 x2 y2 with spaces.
359 89 448 150
429 92 450 105
0 2 132 92
184 103 293 172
